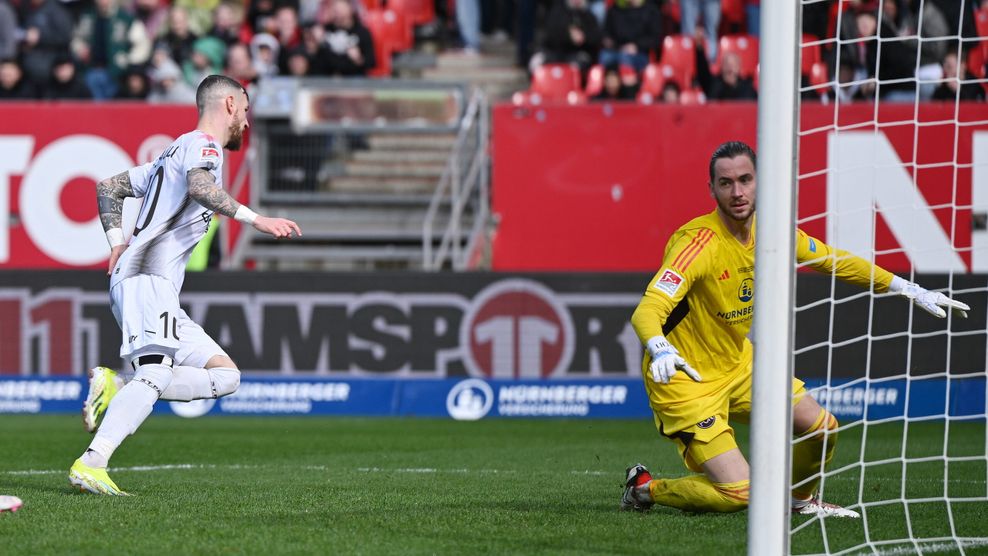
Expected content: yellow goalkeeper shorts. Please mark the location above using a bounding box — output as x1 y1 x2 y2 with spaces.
649 363 807 473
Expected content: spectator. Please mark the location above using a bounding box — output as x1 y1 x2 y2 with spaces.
116 65 150 99
697 49 756 100
838 5 917 102
44 54 92 99
249 32 280 77
73 0 153 99
274 5 302 72
322 0 374 76
247 0 279 36
745 0 759 37
298 22 331 75
131 0 169 40
591 63 638 101
680 0 719 61
599 0 661 73
147 56 196 103
660 80 681 104
182 36 225 88
457 0 481 54
932 51 986 102
158 6 199 66
209 2 243 46
175 0 221 36
913 0 952 100
225 42 258 88
0 59 38 99
284 47 310 76
539 0 601 76
0 0 18 61
19 0 74 89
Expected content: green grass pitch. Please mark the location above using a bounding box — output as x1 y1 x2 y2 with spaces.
0 415 985 555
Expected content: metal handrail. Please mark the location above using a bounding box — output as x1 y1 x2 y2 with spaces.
422 89 489 271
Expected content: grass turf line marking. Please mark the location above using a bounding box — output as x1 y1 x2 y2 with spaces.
852 538 988 556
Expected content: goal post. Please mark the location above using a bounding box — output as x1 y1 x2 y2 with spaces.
753 0 988 554
749 1 801 555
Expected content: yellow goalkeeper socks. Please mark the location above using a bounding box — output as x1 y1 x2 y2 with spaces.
791 408 838 500
648 475 749 513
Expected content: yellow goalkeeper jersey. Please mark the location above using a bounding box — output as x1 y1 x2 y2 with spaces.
631 209 894 403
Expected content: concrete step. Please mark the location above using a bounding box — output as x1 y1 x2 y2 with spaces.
344 161 445 178
435 52 516 70
367 134 457 150
352 150 450 163
328 175 437 193
422 67 527 84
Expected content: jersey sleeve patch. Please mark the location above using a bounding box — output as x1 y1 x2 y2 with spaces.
653 269 685 297
193 143 221 170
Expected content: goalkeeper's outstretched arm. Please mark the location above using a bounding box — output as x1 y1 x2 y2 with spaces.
796 229 970 319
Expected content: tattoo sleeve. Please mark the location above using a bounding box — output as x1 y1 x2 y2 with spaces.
187 168 242 219
96 171 135 232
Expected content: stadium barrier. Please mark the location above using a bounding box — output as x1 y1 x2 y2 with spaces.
0 271 983 420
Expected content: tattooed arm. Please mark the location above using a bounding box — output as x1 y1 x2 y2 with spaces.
96 171 134 238
187 168 303 239
187 168 242 218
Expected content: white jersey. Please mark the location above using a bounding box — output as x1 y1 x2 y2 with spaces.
111 130 224 292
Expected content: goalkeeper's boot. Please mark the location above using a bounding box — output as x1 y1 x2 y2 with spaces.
792 496 860 518
620 463 654 512
83 366 120 433
0 495 23 513
69 459 129 496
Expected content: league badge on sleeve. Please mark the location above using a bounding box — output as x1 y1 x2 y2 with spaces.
653 269 684 298
198 144 221 168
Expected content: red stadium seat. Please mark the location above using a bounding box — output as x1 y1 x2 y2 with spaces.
585 64 604 97
531 64 582 100
358 0 383 9
680 88 707 105
801 34 821 77
808 61 830 96
637 64 677 104
363 9 398 77
968 44 988 95
512 89 587 106
659 35 697 87
718 34 759 78
387 0 435 27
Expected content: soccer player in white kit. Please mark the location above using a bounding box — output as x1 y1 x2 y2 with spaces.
69 75 302 495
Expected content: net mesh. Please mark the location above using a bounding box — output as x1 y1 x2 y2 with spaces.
791 1 988 553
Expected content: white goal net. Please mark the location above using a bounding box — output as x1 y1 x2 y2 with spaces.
788 0 988 554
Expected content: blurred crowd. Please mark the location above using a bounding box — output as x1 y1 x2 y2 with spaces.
0 0 985 103
527 0 988 104
0 0 379 101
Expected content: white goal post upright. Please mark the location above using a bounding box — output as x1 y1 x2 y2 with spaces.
749 1 801 555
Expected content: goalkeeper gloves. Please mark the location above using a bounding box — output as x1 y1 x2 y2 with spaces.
889 276 970 319
645 336 702 384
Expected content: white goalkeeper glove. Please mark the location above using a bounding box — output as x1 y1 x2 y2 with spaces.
645 335 702 384
889 276 970 319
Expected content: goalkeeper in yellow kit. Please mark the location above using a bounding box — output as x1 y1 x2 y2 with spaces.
620 141 970 518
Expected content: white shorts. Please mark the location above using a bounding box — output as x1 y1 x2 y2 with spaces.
110 274 227 368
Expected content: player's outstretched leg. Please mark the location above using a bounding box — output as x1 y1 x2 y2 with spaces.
159 365 240 402
83 366 123 433
791 397 859 518
620 464 654 511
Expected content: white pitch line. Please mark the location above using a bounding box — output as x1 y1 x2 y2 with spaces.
859 538 988 556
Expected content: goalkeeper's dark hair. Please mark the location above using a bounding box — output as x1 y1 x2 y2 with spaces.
709 141 757 182
195 75 248 117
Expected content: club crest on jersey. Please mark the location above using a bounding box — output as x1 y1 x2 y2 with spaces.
654 269 684 297
738 278 753 302
697 416 716 429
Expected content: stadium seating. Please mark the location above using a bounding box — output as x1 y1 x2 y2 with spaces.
680 89 707 105
976 8 988 42
717 34 759 78
636 63 675 104
387 0 435 27
801 34 821 77
659 35 697 88
531 63 581 99
364 8 413 54
968 44 988 95
585 64 605 97
364 9 398 77
807 61 830 97
720 0 745 34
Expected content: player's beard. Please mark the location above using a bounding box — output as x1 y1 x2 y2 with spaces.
718 196 754 222
226 120 244 151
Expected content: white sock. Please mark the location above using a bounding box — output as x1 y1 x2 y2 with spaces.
84 363 172 467
160 366 240 401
